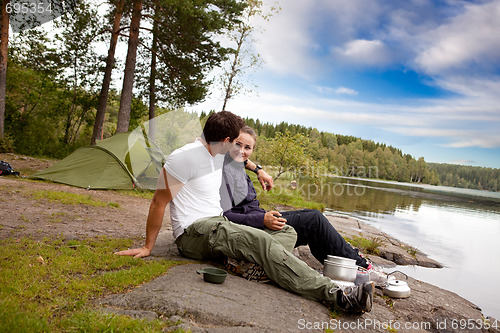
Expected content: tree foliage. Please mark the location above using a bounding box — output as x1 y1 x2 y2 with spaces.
3 0 248 155
115 0 247 132
254 130 309 181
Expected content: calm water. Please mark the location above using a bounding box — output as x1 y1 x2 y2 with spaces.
302 176 500 319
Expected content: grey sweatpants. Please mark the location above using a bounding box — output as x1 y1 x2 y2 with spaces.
175 216 338 303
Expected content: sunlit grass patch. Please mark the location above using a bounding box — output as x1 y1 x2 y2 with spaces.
404 244 419 258
257 188 325 212
345 235 385 255
0 237 187 332
31 190 120 208
116 189 155 200
249 173 325 212
61 310 174 332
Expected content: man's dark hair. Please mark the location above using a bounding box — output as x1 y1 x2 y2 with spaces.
202 111 245 143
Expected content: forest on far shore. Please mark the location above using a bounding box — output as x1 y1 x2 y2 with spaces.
239 116 500 192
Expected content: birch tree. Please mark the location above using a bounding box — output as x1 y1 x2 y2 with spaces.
220 0 278 111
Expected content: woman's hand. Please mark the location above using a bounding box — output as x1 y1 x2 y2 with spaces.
264 211 287 230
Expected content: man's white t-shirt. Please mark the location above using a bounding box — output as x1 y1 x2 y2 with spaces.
164 139 224 239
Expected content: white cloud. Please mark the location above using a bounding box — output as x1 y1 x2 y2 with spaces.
450 159 478 166
314 85 359 96
319 0 384 39
444 135 500 149
384 126 500 149
414 0 500 74
253 1 321 78
255 0 391 76
335 87 359 96
333 39 393 67
433 74 500 99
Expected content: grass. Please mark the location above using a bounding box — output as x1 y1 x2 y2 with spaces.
0 236 188 332
380 294 395 308
116 189 155 200
404 244 419 258
249 173 325 212
31 190 120 208
344 235 385 255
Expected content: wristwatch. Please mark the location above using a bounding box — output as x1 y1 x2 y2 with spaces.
253 164 263 174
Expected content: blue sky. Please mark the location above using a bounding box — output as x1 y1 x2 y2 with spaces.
190 0 500 168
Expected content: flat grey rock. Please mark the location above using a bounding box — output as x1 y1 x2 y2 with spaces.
98 263 331 332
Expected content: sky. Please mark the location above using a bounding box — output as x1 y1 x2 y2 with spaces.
189 0 500 169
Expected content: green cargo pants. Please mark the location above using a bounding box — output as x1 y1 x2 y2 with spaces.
175 216 338 304
263 225 297 253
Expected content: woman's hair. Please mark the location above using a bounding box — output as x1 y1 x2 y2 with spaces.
202 111 245 143
241 126 257 147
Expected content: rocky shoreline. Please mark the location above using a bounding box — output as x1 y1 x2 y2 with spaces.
99 214 498 333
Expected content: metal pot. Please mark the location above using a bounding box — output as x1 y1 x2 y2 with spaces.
383 280 411 298
326 255 357 266
197 267 228 284
323 260 357 282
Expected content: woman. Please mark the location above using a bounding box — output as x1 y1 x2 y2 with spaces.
220 126 371 269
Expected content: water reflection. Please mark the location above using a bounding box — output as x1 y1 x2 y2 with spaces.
302 177 426 214
299 176 500 215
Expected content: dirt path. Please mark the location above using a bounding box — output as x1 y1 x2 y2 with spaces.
0 176 159 241
0 152 166 242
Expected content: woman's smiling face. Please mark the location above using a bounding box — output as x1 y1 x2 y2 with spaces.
230 132 255 162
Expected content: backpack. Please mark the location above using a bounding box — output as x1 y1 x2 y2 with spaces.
0 161 20 176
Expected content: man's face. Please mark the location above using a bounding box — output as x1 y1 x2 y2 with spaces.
215 137 234 155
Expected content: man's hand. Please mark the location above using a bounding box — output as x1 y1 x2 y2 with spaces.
245 159 274 191
257 169 274 191
263 211 287 230
115 246 151 258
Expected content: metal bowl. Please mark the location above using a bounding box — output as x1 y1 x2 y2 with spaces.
197 267 228 284
323 260 357 282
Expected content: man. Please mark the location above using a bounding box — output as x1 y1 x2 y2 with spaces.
116 111 374 313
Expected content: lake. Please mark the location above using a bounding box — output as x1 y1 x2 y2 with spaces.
299 176 500 319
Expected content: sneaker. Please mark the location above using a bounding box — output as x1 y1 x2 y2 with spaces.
336 282 374 313
241 263 270 282
224 257 270 282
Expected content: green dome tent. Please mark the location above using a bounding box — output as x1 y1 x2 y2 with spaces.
34 132 166 190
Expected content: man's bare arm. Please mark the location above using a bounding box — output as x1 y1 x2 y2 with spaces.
115 169 183 257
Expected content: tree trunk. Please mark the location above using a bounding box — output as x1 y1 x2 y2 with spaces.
0 0 9 138
91 0 124 145
116 0 143 133
148 19 157 141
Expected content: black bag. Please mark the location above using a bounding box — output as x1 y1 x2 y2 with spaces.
0 160 20 176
